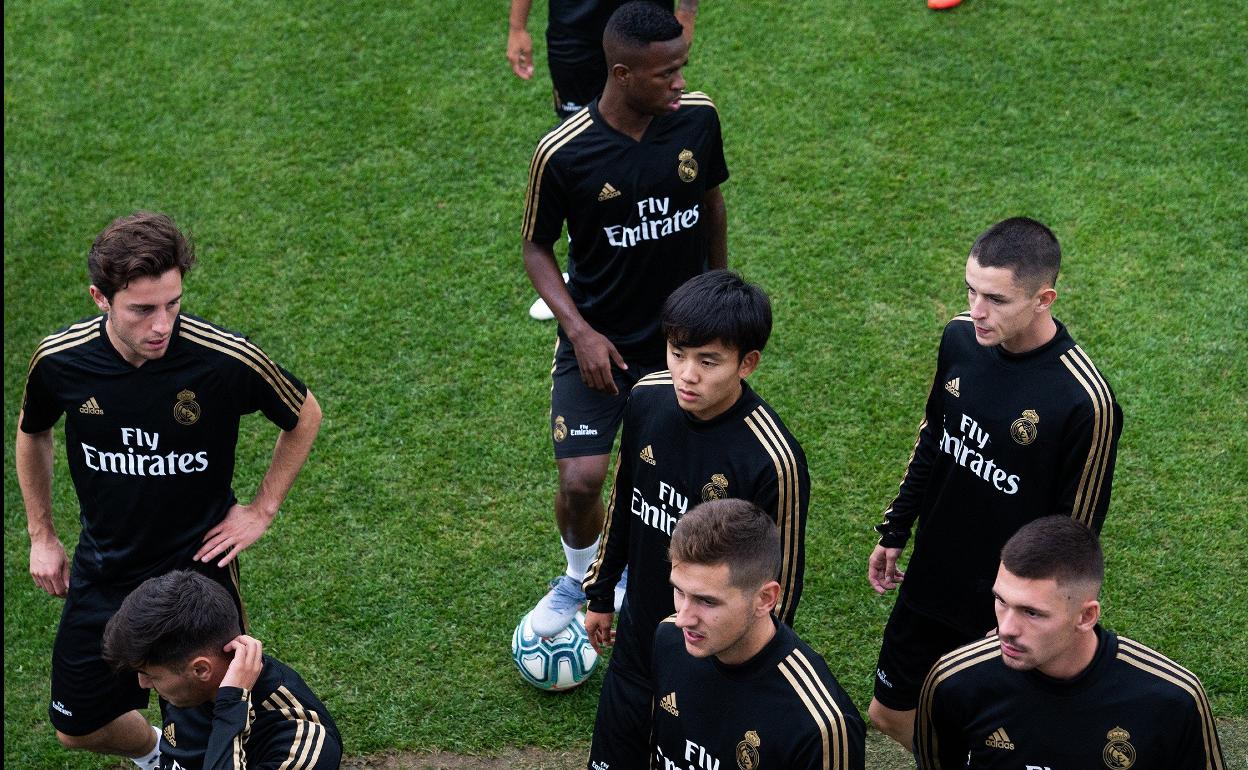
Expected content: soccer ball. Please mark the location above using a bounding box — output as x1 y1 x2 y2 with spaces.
511 610 599 691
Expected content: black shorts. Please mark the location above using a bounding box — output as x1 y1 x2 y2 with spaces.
546 32 606 120
49 559 244 735
873 599 976 711
550 337 661 459
587 658 652 770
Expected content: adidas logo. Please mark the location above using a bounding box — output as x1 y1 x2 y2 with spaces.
163 722 177 747
944 377 961 398
659 691 679 717
639 445 656 465
598 182 621 202
79 397 104 415
985 727 1014 750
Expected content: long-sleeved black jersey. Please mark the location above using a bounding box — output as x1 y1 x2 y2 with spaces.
916 629 1225 770
584 373 809 678
877 315 1122 634
158 655 341 770
650 618 865 770
522 95 729 362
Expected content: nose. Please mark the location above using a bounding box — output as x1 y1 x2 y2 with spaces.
969 295 987 320
997 609 1018 638
672 70 686 93
152 309 174 335
673 596 695 628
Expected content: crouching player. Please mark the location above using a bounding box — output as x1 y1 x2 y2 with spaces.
103 570 342 770
652 499 865 769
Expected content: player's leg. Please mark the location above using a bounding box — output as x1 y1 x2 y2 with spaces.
545 32 605 121
49 580 161 767
870 601 971 749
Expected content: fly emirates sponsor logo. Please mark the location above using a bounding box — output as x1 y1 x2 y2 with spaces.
604 196 699 248
940 414 1020 494
631 481 689 536
81 427 209 476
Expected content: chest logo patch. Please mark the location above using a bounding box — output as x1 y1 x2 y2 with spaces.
553 415 568 442
163 722 177 747
173 390 201 426
944 377 961 397
1010 409 1039 445
1103 726 1136 769
677 148 698 182
598 182 621 201
701 473 728 501
736 730 760 770
640 445 656 465
79 396 104 415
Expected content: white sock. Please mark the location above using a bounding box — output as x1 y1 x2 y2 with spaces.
563 538 600 582
131 725 161 769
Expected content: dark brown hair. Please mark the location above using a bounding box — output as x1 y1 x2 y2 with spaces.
1001 515 1104 591
102 570 238 672
669 499 780 591
88 211 196 300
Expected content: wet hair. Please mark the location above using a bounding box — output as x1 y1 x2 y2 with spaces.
662 270 772 359
88 211 195 301
1001 516 1104 592
669 499 781 591
604 1 684 53
969 217 1061 293
102 570 238 672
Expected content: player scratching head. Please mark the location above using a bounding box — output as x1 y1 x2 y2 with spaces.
103 570 257 708
965 216 1061 355
994 516 1104 679
87 211 196 367
662 270 771 421
668 499 782 665
601 1 688 129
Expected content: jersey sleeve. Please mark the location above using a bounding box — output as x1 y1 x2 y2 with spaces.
242 685 342 770
914 667 969 770
583 405 637 613
1052 383 1122 534
20 352 66 433
875 333 949 548
199 686 252 770
702 104 729 190
521 134 569 246
750 430 809 627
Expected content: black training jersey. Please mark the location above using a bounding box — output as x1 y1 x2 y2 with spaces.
547 0 673 43
584 374 808 678
651 618 865 770
20 313 307 585
876 316 1122 635
157 655 341 770
522 95 728 362
916 629 1225 770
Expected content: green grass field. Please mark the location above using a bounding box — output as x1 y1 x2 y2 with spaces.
5 1 1245 768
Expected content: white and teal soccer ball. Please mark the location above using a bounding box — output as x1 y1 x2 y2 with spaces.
511 610 599 691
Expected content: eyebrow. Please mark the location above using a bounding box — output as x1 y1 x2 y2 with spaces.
966 280 1008 302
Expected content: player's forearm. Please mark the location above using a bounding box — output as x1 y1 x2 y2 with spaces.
202 688 251 770
701 187 727 269
250 391 322 519
509 0 533 30
16 426 57 541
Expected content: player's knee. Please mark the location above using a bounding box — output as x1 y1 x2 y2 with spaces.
867 699 913 741
56 729 88 750
558 466 607 508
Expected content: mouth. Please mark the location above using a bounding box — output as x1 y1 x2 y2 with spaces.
675 388 699 404
999 640 1026 658
683 629 705 644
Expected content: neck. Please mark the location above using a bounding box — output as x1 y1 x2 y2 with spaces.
104 317 146 368
598 88 654 141
1001 314 1058 355
1039 627 1099 680
716 615 777 667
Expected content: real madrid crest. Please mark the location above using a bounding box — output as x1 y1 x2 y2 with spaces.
553 415 568 442
735 730 761 770
1010 408 1039 445
1102 726 1136 769
677 148 699 182
173 389 201 426
702 473 728 501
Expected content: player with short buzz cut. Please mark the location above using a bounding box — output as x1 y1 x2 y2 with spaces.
103 570 342 770
866 216 1123 749
521 0 729 640
916 516 1225 769
16 211 322 768
652 499 865 770
583 269 808 768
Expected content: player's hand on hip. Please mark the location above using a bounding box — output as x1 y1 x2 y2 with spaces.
507 29 534 80
196 503 275 567
30 536 70 597
868 545 905 595
571 329 627 395
221 635 264 691
585 610 616 654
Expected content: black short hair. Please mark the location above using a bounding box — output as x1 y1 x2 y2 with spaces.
669 499 781 591
102 570 239 672
604 1 684 50
969 217 1061 293
662 270 772 358
1000 516 1104 592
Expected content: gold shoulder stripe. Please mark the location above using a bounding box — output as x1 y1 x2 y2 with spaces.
745 406 803 622
28 320 102 375
1059 344 1116 527
678 91 718 113
263 686 329 770
1116 637 1224 770
916 637 1001 769
950 312 973 323
180 316 304 410
522 109 594 239
179 321 304 416
777 649 854 770
660 614 677 625
635 370 673 387
583 444 626 589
